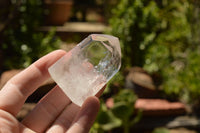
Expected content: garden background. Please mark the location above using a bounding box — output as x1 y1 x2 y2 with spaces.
0 0 200 132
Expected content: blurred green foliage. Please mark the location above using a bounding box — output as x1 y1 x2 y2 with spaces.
152 127 170 133
108 0 160 68
0 0 60 70
144 0 200 105
90 89 141 133
108 0 200 106
143 0 192 101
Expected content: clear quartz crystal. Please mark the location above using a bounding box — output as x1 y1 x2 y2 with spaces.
48 34 121 106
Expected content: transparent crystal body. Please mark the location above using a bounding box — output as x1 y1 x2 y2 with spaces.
48 34 121 106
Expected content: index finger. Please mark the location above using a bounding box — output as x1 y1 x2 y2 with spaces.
0 50 66 116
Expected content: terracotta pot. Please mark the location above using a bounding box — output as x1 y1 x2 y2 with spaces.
44 0 73 25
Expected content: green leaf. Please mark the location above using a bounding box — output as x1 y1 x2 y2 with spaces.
112 102 134 120
97 110 122 131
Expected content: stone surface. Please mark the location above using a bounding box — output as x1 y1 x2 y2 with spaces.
125 67 159 98
133 116 200 132
166 116 200 129
106 98 186 116
49 34 121 106
135 98 186 116
170 128 198 133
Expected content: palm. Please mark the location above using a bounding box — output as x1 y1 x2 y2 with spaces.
0 50 100 133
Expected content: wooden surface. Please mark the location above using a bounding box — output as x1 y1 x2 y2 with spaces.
39 22 108 33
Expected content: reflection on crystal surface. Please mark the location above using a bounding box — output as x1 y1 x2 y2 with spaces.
48 34 121 106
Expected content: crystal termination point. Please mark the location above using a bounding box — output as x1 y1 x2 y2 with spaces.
48 34 121 106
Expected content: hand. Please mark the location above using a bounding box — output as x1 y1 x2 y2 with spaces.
0 50 101 133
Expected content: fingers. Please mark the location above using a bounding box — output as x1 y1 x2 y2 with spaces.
46 103 80 133
66 96 100 133
22 84 104 133
22 85 71 133
46 96 100 133
0 50 66 116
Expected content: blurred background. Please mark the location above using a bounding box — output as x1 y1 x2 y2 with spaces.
0 0 200 132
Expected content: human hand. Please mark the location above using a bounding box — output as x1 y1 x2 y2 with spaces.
0 50 102 133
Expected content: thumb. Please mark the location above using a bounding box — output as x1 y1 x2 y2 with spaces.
67 96 100 133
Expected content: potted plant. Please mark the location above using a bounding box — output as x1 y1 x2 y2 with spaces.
44 0 73 25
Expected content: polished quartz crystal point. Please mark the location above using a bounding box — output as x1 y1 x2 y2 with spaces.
48 34 121 106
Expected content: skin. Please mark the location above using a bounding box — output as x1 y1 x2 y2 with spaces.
0 50 104 133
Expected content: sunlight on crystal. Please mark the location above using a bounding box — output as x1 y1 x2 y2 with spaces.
48 34 121 106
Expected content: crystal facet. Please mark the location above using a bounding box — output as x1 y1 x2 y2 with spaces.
48 34 121 106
